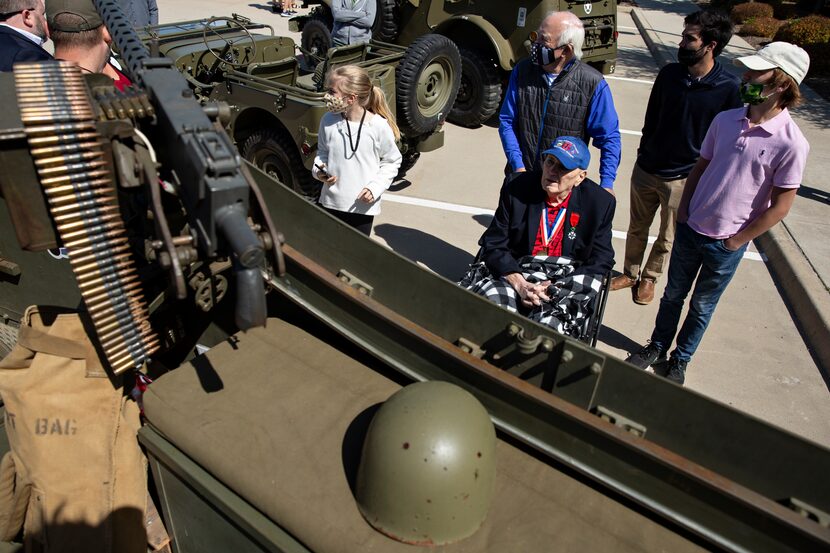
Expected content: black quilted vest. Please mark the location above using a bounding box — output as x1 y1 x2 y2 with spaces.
514 58 603 172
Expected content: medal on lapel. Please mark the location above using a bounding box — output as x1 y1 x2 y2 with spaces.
567 212 580 240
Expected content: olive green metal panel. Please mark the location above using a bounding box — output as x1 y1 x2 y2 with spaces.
140 426 312 553
249 162 830 550
396 0 617 71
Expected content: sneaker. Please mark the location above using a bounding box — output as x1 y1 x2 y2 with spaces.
665 357 687 385
280 11 294 17
625 342 666 369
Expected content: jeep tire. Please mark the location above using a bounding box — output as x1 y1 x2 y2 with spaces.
449 48 502 128
396 34 461 136
301 18 332 62
242 130 320 201
372 0 399 42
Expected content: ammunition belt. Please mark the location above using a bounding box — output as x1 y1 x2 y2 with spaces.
14 61 159 374
91 85 156 121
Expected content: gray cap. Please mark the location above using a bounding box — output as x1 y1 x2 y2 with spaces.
46 0 103 32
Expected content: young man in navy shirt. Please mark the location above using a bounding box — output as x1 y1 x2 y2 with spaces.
611 9 741 304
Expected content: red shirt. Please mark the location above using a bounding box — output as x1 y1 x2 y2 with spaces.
111 65 132 92
531 193 571 257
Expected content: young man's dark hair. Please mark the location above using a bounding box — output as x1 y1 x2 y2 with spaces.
684 9 733 57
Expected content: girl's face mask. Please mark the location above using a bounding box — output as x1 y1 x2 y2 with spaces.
739 81 777 106
324 93 349 113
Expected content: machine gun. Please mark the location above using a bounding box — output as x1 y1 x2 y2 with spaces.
0 1 284 372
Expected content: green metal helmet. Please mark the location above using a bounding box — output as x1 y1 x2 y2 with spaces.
355 381 497 545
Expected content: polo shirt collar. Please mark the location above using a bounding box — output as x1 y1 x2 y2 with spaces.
739 107 792 134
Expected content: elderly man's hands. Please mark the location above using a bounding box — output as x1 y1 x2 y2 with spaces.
505 273 551 308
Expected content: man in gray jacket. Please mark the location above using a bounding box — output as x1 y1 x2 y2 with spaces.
332 0 375 46
118 0 157 29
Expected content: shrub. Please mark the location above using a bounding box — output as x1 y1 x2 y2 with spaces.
774 15 830 45
804 42 830 75
731 2 775 23
740 16 784 37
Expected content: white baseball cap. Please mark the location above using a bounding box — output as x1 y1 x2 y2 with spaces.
735 41 810 85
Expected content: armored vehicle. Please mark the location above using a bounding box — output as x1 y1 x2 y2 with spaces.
294 0 618 126
1 3 830 553
137 14 460 199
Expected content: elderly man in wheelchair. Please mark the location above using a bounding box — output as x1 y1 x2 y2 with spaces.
460 136 615 342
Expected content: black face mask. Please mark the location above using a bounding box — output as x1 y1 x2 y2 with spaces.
531 42 563 67
677 45 706 66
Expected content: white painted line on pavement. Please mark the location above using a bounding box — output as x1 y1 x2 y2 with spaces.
384 195 765 262
606 75 655 85
621 129 643 136
617 25 639 31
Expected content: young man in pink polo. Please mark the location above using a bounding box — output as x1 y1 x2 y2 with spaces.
626 42 810 385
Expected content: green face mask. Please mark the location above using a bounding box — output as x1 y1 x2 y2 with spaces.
740 82 776 105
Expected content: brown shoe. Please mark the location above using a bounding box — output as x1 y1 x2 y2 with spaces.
610 274 637 291
634 278 655 305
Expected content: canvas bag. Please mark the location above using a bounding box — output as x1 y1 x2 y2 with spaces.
0 306 146 553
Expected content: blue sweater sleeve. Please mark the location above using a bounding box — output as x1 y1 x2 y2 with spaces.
498 68 524 172
585 80 621 189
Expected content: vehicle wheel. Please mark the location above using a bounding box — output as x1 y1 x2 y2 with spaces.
396 34 461 135
241 130 321 201
301 18 332 60
372 0 399 42
449 48 502 128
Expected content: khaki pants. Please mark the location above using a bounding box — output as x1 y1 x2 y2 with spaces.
0 306 146 553
623 162 686 282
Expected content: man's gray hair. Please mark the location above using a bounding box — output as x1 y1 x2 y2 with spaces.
557 15 585 59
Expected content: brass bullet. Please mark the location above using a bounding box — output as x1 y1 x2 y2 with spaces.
82 280 142 306
94 306 146 333
34 150 105 168
67 241 130 263
51 196 118 215
48 189 115 208
84 290 144 313
41 169 109 186
55 210 120 230
37 159 107 177
85 294 141 317
53 202 119 221
70 252 133 275
62 228 122 249
77 272 138 292
28 132 99 146
30 140 105 157
42 178 111 196
25 122 96 135
106 335 159 361
88 305 146 329
66 236 128 258
124 95 146 119
99 323 154 349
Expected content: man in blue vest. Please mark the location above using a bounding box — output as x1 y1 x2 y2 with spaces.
499 11 621 193
0 0 52 71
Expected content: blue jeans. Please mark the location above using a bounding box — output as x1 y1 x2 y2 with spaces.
650 223 747 362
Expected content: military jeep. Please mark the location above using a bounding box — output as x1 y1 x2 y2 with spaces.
137 15 460 199
294 0 618 127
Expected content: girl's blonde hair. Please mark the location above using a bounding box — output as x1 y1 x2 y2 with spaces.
327 65 401 140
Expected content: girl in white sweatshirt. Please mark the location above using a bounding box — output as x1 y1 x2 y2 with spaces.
313 65 402 235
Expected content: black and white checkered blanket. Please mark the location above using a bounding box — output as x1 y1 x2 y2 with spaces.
459 255 603 339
